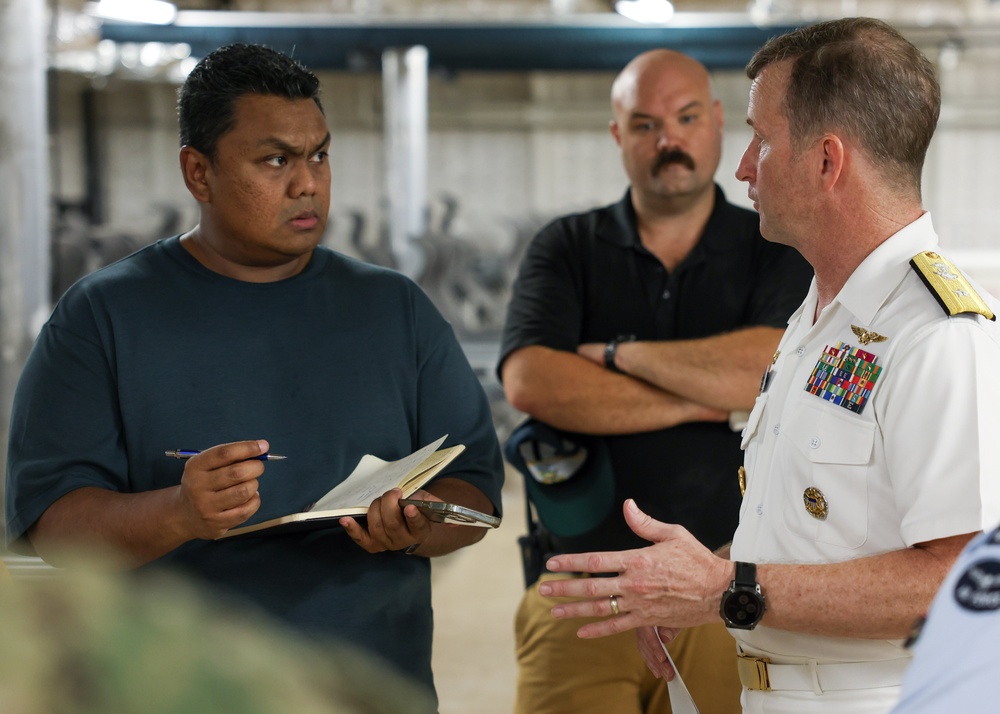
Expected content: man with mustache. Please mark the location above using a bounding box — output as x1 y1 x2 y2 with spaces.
498 49 811 714
5 43 503 708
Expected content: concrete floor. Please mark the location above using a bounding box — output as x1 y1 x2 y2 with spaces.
431 466 525 714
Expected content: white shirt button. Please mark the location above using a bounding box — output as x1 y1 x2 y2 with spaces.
797 346 807 356
756 504 764 515
773 424 781 436
809 437 821 449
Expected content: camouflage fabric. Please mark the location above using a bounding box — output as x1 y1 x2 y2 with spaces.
0 565 433 714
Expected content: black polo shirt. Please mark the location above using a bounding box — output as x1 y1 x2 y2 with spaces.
499 185 813 553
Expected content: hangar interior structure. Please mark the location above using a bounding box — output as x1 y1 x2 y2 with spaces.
8 0 1000 414
2 1 1000 711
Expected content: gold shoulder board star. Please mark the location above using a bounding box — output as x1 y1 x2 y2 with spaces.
851 325 888 346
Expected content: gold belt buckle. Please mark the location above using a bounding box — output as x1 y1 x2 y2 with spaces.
736 654 772 691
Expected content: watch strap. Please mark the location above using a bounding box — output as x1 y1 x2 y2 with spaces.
603 334 635 373
604 340 621 371
734 561 757 588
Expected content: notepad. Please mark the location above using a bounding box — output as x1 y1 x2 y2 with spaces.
218 436 464 539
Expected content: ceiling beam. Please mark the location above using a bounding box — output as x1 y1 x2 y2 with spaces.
99 11 804 71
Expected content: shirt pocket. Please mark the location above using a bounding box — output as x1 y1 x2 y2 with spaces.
780 401 876 550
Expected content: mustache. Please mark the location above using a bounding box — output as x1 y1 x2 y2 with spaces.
651 149 696 174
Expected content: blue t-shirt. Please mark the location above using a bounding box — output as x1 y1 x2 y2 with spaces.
6 237 504 696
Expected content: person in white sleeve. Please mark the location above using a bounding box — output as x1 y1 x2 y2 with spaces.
532 16 1000 714
891 523 1000 714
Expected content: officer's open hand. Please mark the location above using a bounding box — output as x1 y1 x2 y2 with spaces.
540 499 733 639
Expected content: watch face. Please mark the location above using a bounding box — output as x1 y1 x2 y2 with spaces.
723 589 764 628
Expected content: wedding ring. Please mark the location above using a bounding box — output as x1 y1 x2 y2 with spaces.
609 594 620 616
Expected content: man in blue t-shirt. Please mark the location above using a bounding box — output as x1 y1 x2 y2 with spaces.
5 44 504 706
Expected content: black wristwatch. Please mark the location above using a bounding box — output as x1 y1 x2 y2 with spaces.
604 334 636 373
720 561 766 630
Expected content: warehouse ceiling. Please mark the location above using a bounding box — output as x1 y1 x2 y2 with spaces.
51 0 1000 77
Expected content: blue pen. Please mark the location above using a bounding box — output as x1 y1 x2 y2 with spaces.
164 449 287 461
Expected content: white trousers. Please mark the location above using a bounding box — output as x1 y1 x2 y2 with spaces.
742 685 901 714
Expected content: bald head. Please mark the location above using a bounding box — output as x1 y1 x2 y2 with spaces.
611 49 714 119
608 49 723 208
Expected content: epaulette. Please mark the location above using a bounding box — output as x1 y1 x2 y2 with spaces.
910 251 995 321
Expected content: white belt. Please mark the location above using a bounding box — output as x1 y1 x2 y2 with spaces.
737 653 910 694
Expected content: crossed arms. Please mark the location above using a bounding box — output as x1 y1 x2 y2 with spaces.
501 326 783 435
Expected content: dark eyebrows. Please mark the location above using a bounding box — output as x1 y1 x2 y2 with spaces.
257 131 331 155
628 100 704 122
745 118 766 141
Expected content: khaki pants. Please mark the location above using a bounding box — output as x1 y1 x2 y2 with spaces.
515 573 742 714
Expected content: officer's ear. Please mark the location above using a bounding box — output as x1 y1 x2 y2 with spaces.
817 134 846 191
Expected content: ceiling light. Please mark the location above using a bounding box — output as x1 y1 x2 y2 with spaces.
614 0 675 25
88 0 178 25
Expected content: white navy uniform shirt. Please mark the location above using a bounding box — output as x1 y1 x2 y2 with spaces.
731 213 1000 672
892 524 1000 713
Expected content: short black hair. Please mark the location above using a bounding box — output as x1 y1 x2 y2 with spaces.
177 44 324 160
